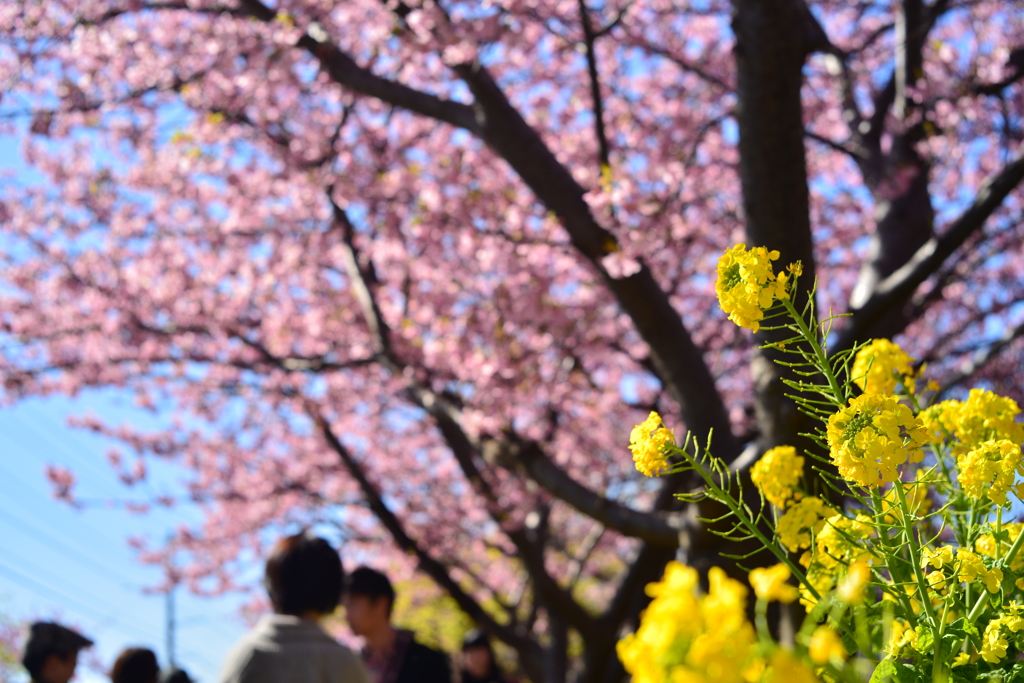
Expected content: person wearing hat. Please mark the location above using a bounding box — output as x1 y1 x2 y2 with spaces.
458 631 507 683
21 622 94 683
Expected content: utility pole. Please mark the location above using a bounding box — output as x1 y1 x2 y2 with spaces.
165 585 176 669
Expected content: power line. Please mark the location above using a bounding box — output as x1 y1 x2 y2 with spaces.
0 504 143 590
0 559 162 644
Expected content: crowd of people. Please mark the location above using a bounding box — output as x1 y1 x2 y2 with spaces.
17 533 509 683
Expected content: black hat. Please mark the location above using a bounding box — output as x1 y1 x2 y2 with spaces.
21 622 94 678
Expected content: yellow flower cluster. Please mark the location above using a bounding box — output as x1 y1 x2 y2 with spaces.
957 549 1003 593
799 514 876 608
957 439 1024 506
808 626 846 665
836 562 871 605
777 497 829 554
887 620 920 659
751 446 804 509
715 244 790 333
919 389 1024 454
851 339 916 396
629 412 675 477
750 563 798 603
826 393 927 487
616 563 763 683
618 562 824 683
981 603 1024 663
977 524 1024 575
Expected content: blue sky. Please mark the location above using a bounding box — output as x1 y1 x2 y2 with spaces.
0 395 252 683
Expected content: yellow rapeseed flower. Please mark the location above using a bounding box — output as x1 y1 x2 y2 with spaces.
919 389 1024 454
751 446 804 509
808 625 847 665
816 514 875 570
617 563 761 683
749 563 798 603
921 545 955 571
837 561 871 605
977 523 1024 573
629 412 675 477
715 244 788 333
826 393 928 487
776 497 829 553
957 549 1003 593
980 604 1024 663
956 439 1024 506
887 620 919 658
763 649 819 683
851 339 916 395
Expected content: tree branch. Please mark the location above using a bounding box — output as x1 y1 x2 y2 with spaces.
835 151 1024 352
306 403 542 662
236 0 480 133
450 60 740 460
577 0 612 170
481 436 685 547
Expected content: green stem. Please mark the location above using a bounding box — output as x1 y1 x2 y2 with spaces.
780 297 845 406
871 490 919 627
894 482 939 629
676 446 821 600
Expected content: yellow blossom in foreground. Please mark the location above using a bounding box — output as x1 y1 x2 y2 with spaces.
826 393 927 487
715 244 787 333
837 562 871 605
808 626 846 665
629 412 675 477
851 339 916 395
980 603 1024 663
977 523 1024 572
957 549 1003 593
751 446 804 509
617 563 761 683
777 497 829 553
749 563 798 603
799 560 836 609
957 439 1024 505
763 649 819 683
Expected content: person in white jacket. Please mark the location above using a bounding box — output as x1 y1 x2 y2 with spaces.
219 532 370 683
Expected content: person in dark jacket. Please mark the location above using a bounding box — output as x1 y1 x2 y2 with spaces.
20 622 94 683
458 631 507 683
111 648 159 683
343 567 451 683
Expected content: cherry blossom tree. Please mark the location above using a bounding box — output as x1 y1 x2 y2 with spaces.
0 618 23 683
2 1 1024 682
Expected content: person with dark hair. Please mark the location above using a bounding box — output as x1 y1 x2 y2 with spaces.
458 631 507 683
219 532 369 683
111 648 159 683
343 567 451 683
20 622 93 683
159 666 195 683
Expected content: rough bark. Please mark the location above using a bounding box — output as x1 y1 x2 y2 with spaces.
731 0 818 453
